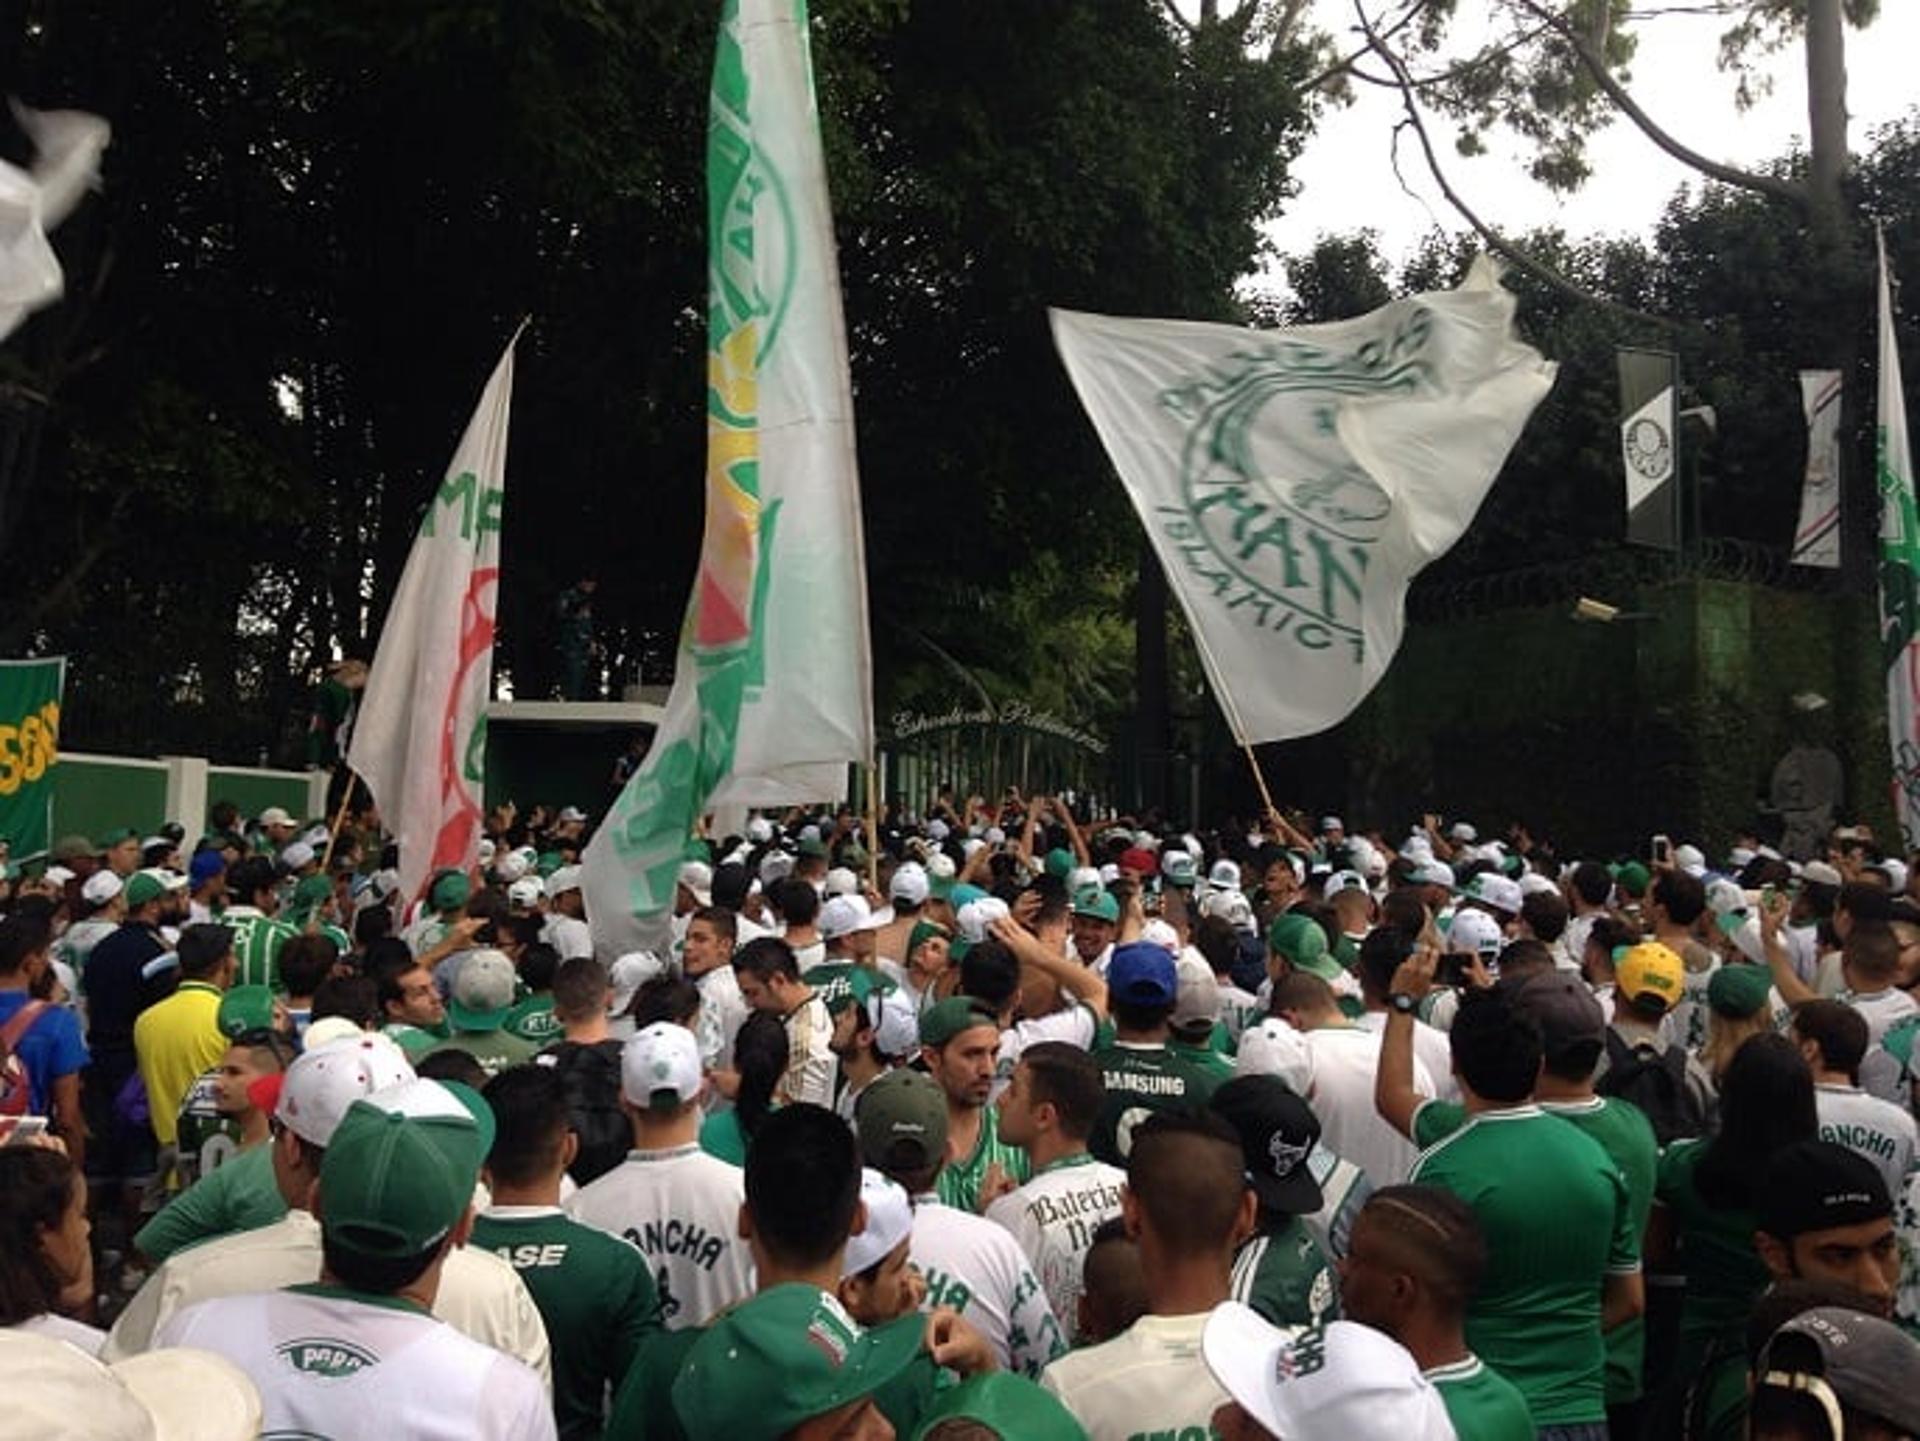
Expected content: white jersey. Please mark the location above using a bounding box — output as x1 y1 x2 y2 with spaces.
693 963 750 1074
780 995 838 1109
1357 1010 1458 1102
1844 989 1920 1105
984 1153 1126 1345
565 1143 752 1330
157 1285 553 1441
910 1193 1066 1379
1041 1312 1227 1441
542 914 593 962
102 1210 550 1382
1218 980 1262 1044
1816 1082 1919 1197
1302 1024 1436 1187
994 1004 1098 1098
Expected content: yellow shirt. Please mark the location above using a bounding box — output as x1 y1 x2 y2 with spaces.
134 981 227 1146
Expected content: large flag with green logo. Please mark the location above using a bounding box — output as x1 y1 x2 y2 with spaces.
0 657 64 862
1877 230 1920 849
1051 259 1555 746
583 0 873 957
348 335 518 904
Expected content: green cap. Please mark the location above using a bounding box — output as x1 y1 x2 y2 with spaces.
124 871 166 909
217 984 278 1038
95 827 139 851
288 873 332 922
1044 848 1075 879
673 1284 924 1438
1267 912 1341 981
1707 962 1773 1019
808 963 877 1017
1883 1015 1920 1073
797 837 830 860
918 996 998 1049
906 920 950 959
948 883 988 912
1071 888 1119 924
318 1080 489 1261
909 1373 1090 1441
428 869 471 913
536 850 562 878
1614 861 1651 897
856 1068 950 1172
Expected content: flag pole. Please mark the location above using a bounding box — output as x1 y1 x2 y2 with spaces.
864 754 881 893
319 769 359 873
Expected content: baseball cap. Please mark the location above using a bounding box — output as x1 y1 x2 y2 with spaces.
427 868 471 911
557 805 587 823
1234 1018 1313 1094
0 1331 262 1441
275 1033 417 1146
1202 1310 1455 1441
810 962 876 1018
906 1373 1087 1441
319 1079 489 1261
547 864 584 898
1160 851 1198 889
1109 941 1177 1009
1266 912 1340 982
674 1284 924 1438
857 1067 950 1172
872 986 920 1060
188 849 227 887
1203 888 1257 933
1673 842 1706 875
797 836 830 860
1756 1307 1920 1435
952 895 1010 960
622 1021 703 1109
493 849 529 884
51 834 95 863
1441 907 1504 960
1757 1140 1892 1239
1613 860 1652 896
1407 858 1455 888
1324 870 1370 899
1510 971 1604 1054
1071 889 1119 924
81 870 124 906
447 949 517 1032
1802 860 1844 889
674 859 713 907
124 870 167 908
1211 1075 1324 1215
1171 951 1221 1030
889 862 930 906
820 894 879 941
300 1015 365 1051
257 806 294 828
279 841 316 872
824 866 860 898
506 876 544 909
747 816 775 844
1118 846 1159 878
842 1167 915 1278
1707 962 1773 1019
216 984 277 1039
919 996 999 1049
1208 858 1242 891
1449 821 1477 842
1615 941 1686 1012
1457 871 1523 915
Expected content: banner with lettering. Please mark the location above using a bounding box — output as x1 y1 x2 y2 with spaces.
1050 258 1555 745
0 658 63 862
349 334 518 902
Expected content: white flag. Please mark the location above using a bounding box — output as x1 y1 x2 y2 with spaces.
583 0 873 958
1877 230 1920 849
348 335 518 903
0 106 110 342
1051 258 1554 745
1793 369 1842 569
1620 386 1676 512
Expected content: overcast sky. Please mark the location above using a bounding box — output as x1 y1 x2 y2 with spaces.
1258 4 1920 288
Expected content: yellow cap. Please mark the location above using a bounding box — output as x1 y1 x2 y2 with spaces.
1615 941 1685 1011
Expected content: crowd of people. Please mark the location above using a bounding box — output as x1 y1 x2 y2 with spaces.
5 789 1920 1439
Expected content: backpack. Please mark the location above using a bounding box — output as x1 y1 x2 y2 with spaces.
1597 1029 1700 1145
536 1039 629 1186
0 1001 50 1116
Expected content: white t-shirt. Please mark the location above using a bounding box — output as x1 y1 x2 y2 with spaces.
565 1143 752 1330
1817 1081 1920 1197
1845 988 1920 1105
1218 980 1262 1044
102 1210 550 1382
910 1193 1066 1380
994 1004 1098 1098
15 1311 107 1355
1356 1010 1458 1102
984 1153 1126 1345
693 963 749 1074
157 1285 553 1441
542 914 594 962
1302 1024 1436 1187
1040 1312 1227 1441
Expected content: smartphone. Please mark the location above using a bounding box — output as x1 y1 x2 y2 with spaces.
0 1116 48 1146
1438 953 1470 988
1651 834 1672 865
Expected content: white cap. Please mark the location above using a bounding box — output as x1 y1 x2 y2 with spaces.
925 852 956 884
760 851 795 886
872 987 920 1059
956 895 1011 945
257 806 295 829
1065 865 1103 896
747 816 774 844
1172 951 1221 1029
1235 1017 1313 1093
45 864 74 886
926 818 950 842
279 841 316 871
1673 843 1706 876
1517 872 1559 898
1882 858 1911 893
888 862 930 907
1459 872 1523 916
82 870 124 905
0 1331 262 1441
301 824 331 850
842 1168 915 1278
1324 870 1370 898
558 806 587 823
622 1021 703 1108
824 866 860 898
477 838 497 866
1098 863 1121 886
547 865 584 898
1802 860 1844 888
276 1033 417 1146
1728 845 1756 870
494 850 529 883
1321 816 1344 833
1408 859 1455 888
799 824 822 843
983 826 1006 847
1208 858 1242 892
1444 907 1506 959
300 1015 367 1051
139 866 189 894
608 951 668 1017
1202 1308 1455 1441
961 838 986 860
1200 888 1256 933
677 860 714 906
1705 877 1748 917
1449 821 1478 842
1404 832 1435 861
507 876 545 909
820 894 880 940
1141 918 1181 953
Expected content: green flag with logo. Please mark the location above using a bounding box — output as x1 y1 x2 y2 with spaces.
1878 228 1920 848
0 657 65 863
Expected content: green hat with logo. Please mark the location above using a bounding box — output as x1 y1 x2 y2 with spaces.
856 1067 950 1172
288 872 333 923
1707 962 1773 1020
909 1372 1089 1441
124 871 166 909
1044 847 1076 879
1267 912 1341 982
1071 888 1119 924
809 962 877 1017
427 868 471 913
217 984 277 1039
1613 861 1651 897
672 1283 924 1439
318 1080 490 1261
918 996 998 1049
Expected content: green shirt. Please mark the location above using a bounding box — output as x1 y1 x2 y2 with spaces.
1410 1102 1637 1426
1228 1214 1336 1327
1171 1035 1235 1085
221 907 298 992
505 995 563 1047
381 1020 446 1057
134 1142 285 1262
1656 1137 1771 1386
172 1066 244 1192
1087 1040 1222 1165
1427 1355 1535 1441
698 1108 750 1168
427 1028 538 1078
605 1320 702 1441
1542 1096 1658 1404
470 1207 662 1441
936 1103 1030 1214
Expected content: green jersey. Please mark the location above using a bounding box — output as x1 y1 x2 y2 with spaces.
1087 1040 1222 1165
504 995 563 1047
1410 1102 1637 1426
605 1316 702 1441
1656 1138 1771 1385
381 1020 447 1058
172 1067 244 1192
1228 1214 1336 1327
1542 1096 1658 1404
1426 1355 1535 1441
470 1206 662 1441
134 1142 285 1262
936 1103 1029 1214
221 906 298 991
1171 1036 1235 1085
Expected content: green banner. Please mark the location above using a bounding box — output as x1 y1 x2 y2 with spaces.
0 658 65 863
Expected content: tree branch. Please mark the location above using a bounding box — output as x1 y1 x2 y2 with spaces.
1159 0 1197 36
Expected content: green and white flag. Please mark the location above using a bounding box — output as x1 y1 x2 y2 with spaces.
1051 259 1554 745
0 657 64 862
1877 229 1920 848
583 0 873 956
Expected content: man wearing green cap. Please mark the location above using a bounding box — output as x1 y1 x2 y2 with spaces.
155 1077 554 1439
407 867 474 959
99 827 142 878
918 996 1029 1213
1070 889 1119 972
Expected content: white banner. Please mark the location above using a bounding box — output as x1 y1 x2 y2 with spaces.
348 334 518 903
1621 386 1676 513
1878 231 1920 850
1792 369 1843 569
0 106 110 341
1050 258 1554 745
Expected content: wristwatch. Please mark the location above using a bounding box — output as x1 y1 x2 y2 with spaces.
1388 992 1418 1015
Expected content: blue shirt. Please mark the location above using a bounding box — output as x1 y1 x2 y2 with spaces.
0 988 88 1114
